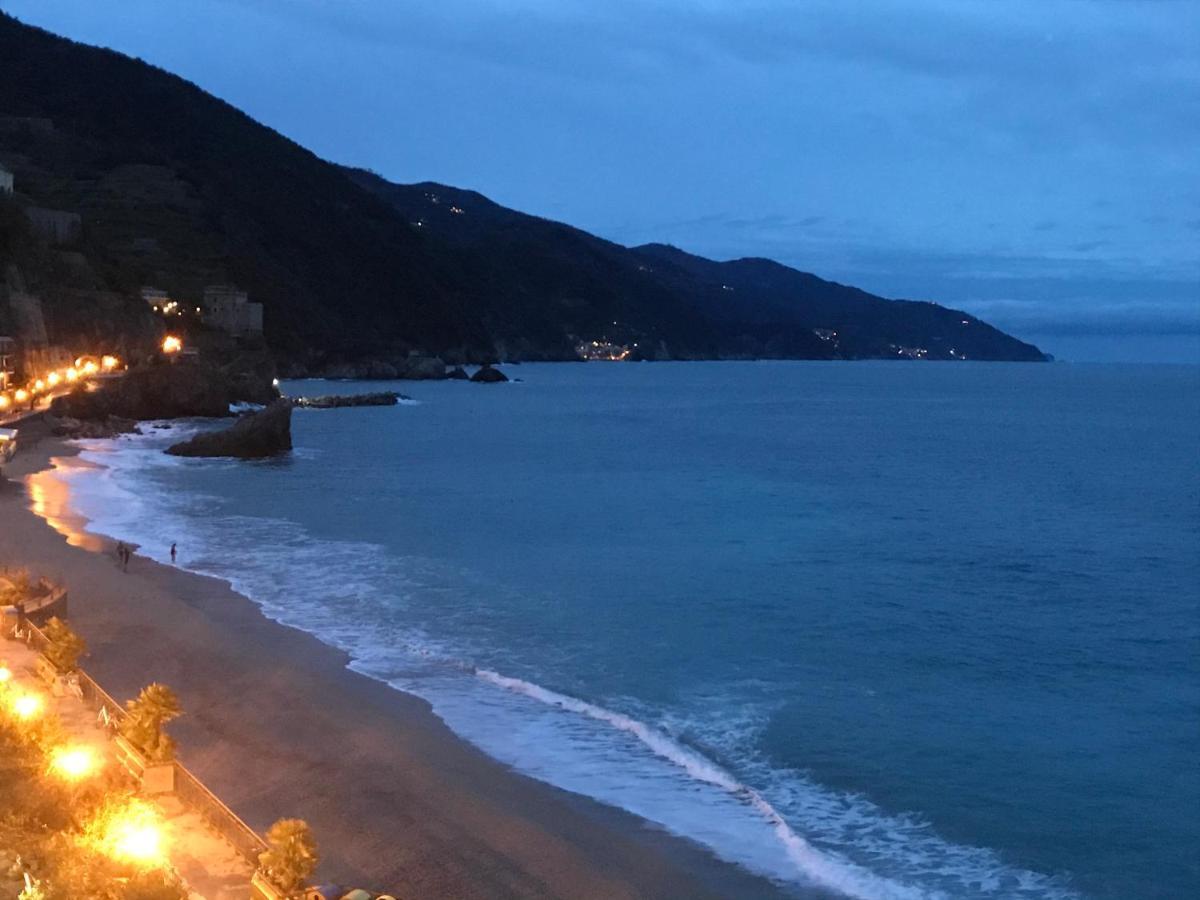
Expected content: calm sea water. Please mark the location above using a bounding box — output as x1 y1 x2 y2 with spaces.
52 363 1199 899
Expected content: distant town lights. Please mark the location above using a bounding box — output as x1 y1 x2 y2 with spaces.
14 389 28 403
162 335 183 354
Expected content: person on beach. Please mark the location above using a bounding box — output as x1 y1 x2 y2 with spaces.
170 542 177 563
116 541 126 571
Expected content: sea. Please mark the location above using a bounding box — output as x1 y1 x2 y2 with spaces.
40 362 1200 899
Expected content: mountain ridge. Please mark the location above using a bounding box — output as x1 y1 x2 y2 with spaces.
0 12 1047 370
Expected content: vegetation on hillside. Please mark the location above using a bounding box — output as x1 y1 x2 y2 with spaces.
0 12 1046 366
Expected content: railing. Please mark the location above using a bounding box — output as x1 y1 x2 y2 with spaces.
21 617 49 652
17 618 268 866
77 667 128 728
174 760 268 865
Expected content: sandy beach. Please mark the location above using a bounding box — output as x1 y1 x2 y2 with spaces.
0 419 803 900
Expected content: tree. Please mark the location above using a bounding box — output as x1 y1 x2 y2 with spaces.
118 684 181 763
0 568 31 605
41 618 86 673
258 818 318 897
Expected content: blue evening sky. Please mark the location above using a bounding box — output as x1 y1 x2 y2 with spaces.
5 0 1198 362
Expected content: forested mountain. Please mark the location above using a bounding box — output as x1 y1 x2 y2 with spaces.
0 12 1046 369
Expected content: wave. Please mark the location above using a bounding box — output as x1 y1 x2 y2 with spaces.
36 428 1081 900
476 669 920 900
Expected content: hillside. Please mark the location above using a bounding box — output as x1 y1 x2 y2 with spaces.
0 12 1046 370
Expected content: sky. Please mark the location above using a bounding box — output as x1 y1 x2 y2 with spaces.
5 0 1199 362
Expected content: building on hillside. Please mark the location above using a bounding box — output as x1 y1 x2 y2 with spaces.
0 165 12 195
202 284 263 337
0 337 16 390
24 206 81 244
141 286 173 312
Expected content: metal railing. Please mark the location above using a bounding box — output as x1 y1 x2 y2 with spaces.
174 760 268 865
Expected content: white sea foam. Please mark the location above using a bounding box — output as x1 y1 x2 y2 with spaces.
476 669 922 900
36 429 1083 900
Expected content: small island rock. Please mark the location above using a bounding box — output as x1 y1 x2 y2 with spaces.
470 365 509 383
293 392 402 409
166 400 292 459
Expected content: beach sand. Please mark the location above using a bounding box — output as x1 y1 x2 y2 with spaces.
1 420 807 900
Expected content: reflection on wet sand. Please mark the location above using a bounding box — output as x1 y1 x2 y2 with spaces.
26 457 108 552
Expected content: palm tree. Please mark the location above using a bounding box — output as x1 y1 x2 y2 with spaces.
258 818 319 897
42 617 86 673
119 683 182 763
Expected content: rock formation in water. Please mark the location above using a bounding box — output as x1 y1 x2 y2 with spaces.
470 365 509 383
292 392 403 408
165 400 292 458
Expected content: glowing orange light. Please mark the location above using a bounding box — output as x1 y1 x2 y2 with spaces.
161 336 182 354
14 389 28 403
33 379 45 392
91 799 168 867
83 360 99 375
0 665 11 682
11 693 44 720
66 367 79 382
0 395 9 410
47 372 61 387
101 355 119 371
51 745 102 781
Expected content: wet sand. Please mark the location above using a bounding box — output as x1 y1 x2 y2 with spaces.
1 419 808 900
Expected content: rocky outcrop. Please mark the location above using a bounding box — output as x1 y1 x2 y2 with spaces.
445 366 469 380
51 359 277 421
398 355 447 379
165 400 292 458
292 392 404 409
470 365 509 383
45 414 141 439
316 354 448 380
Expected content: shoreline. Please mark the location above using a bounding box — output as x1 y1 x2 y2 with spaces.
1 420 812 900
